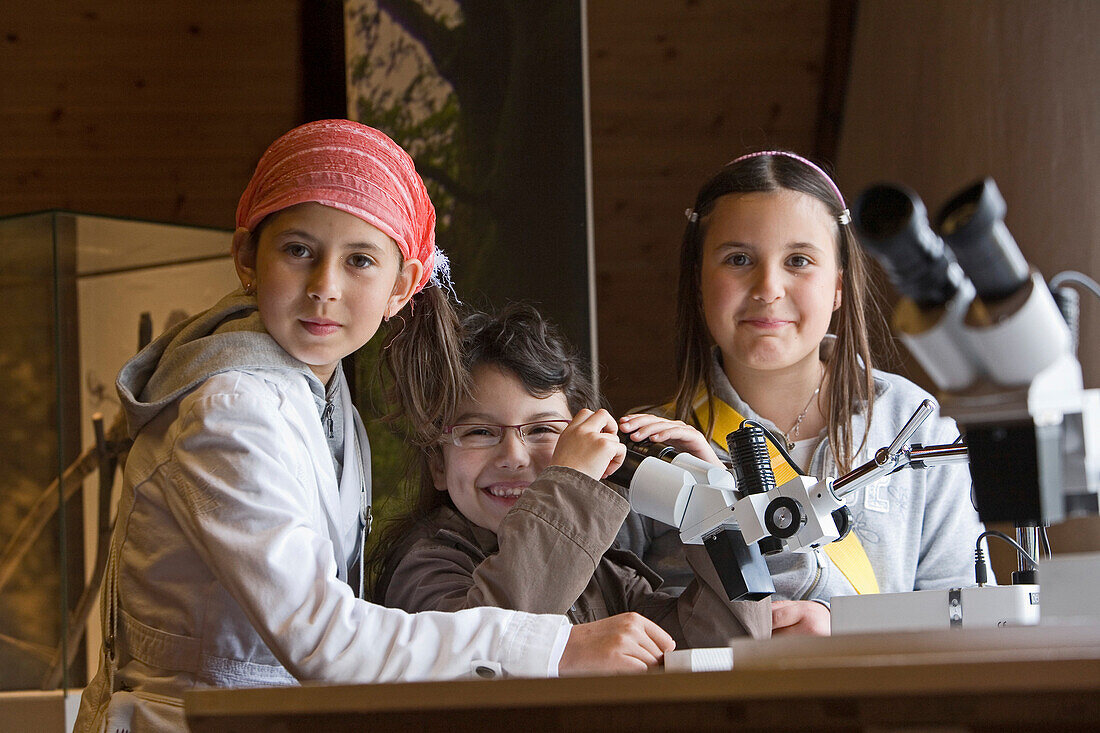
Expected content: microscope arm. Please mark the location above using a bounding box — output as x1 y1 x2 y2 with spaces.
832 399 969 500
907 444 970 468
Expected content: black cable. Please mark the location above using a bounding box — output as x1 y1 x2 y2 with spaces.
739 419 808 476
973 530 1038 588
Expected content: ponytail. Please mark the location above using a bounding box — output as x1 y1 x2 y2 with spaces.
379 284 466 446
365 285 462 600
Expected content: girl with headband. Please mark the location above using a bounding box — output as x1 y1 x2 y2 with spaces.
76 120 672 732
615 151 985 635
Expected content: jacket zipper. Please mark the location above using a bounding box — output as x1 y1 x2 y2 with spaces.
801 549 824 600
321 399 334 438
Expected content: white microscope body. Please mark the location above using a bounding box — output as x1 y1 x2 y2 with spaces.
622 446 845 554
610 405 965 604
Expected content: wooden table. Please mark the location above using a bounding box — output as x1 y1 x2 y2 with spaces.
185 625 1100 732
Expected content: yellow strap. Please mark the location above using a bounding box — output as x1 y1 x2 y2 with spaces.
674 391 879 595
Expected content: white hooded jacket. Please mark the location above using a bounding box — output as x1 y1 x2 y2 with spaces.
75 291 570 732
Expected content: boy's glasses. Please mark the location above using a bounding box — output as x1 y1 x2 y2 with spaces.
443 420 571 448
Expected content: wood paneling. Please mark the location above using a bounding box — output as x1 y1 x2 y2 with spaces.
838 0 1100 389
837 0 1100 566
589 0 832 411
0 0 303 229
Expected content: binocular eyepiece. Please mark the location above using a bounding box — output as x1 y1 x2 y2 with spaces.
853 178 1030 307
852 184 964 308
936 179 1030 301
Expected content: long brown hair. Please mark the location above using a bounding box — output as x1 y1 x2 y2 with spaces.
379 283 466 447
673 152 886 472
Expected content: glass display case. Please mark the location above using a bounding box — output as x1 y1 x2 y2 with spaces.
0 211 237 712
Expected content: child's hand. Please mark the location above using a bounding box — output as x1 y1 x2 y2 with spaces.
618 413 724 466
558 612 676 675
551 409 627 481
771 600 831 636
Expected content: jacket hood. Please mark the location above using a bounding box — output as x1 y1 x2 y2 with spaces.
116 289 312 437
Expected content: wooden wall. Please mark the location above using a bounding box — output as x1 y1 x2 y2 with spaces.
0 0 303 229
837 0 1100 568
838 0 1100 390
588 0 836 412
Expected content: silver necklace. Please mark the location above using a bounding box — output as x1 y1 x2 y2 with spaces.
782 366 824 451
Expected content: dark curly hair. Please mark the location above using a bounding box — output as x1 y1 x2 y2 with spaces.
457 305 598 414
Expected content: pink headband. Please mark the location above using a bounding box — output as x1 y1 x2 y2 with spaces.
235 119 443 294
686 150 851 226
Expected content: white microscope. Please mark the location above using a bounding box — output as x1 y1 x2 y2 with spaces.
832 177 1100 632
607 402 967 606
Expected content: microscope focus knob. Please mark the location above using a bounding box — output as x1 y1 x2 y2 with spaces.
764 496 807 539
831 506 854 540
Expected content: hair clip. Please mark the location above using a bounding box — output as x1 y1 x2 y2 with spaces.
838 209 852 226
685 208 699 223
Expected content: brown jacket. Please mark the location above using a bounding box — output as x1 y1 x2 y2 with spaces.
380 466 770 647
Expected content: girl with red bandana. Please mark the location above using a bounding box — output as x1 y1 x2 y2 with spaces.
75 120 672 733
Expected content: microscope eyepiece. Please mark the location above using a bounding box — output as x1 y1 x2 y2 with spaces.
628 439 679 461
605 448 645 489
606 439 679 489
852 184 965 308
727 423 776 496
936 178 1030 302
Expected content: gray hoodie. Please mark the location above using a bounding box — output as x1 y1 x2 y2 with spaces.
116 290 350 482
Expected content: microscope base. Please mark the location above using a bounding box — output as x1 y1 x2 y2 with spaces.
831 584 1040 634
